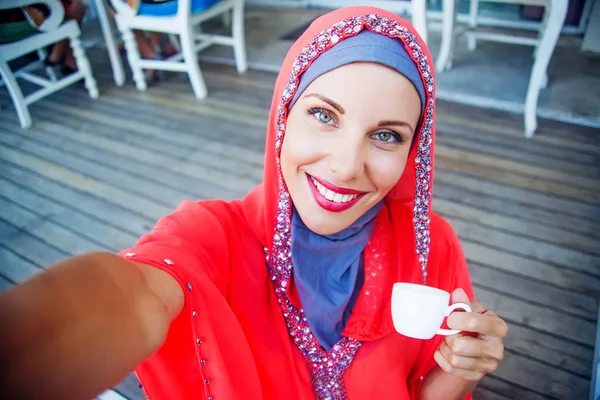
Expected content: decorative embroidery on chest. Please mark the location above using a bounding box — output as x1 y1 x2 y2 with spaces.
267 13 435 399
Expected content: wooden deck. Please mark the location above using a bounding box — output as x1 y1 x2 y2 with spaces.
1 50 599 400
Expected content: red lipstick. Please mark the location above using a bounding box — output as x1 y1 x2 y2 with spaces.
307 174 365 213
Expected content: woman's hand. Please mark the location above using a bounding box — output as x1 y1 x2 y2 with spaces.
433 288 508 382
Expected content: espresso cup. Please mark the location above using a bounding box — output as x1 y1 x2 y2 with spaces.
391 282 472 340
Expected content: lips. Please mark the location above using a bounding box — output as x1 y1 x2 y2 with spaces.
307 174 365 212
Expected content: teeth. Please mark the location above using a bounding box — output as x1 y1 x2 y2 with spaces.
311 177 359 203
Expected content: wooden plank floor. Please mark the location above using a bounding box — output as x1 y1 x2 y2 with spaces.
1 50 598 400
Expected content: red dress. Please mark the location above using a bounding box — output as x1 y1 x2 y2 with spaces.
119 7 475 400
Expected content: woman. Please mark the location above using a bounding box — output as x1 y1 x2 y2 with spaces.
0 6 508 400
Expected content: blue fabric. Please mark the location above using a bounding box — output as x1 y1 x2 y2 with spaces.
137 0 220 16
289 29 426 112
288 29 426 351
291 201 383 350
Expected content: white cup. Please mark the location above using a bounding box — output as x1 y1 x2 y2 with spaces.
391 282 472 340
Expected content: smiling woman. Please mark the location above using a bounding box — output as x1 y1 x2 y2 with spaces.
282 60 422 235
0 6 508 400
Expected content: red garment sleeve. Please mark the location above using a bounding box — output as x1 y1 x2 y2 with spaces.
406 215 475 400
118 200 232 295
116 200 260 400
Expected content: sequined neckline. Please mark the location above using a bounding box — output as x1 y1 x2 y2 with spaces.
266 13 435 399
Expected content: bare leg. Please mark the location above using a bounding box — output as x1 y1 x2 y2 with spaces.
135 31 161 81
49 0 87 69
48 39 69 64
135 31 157 59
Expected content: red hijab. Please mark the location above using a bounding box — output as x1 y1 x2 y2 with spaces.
122 6 473 400
244 6 434 278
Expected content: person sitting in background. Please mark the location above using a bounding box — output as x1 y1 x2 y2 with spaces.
44 0 87 75
108 0 178 81
0 0 85 76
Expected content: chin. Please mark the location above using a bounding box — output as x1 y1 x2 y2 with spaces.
300 206 361 235
299 211 349 236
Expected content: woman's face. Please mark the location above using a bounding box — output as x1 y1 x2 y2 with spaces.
281 62 421 235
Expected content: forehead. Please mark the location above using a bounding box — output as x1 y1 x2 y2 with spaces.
301 62 421 114
306 62 409 86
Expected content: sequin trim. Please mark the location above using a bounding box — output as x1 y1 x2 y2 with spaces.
267 14 434 399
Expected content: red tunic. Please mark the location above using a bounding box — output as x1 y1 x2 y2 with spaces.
119 7 475 399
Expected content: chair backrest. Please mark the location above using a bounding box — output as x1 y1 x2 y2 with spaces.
0 0 64 32
108 0 193 20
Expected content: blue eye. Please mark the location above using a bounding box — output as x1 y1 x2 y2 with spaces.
317 112 333 124
377 132 392 142
374 131 402 144
308 108 336 126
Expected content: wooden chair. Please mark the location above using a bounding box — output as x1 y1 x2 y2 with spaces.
0 0 98 128
109 0 248 99
435 0 568 137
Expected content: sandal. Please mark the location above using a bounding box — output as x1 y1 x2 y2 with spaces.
44 56 77 76
144 53 165 82
60 64 77 76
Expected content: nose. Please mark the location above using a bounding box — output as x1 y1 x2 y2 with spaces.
328 133 366 182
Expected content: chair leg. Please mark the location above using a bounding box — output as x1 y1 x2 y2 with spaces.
0 61 32 128
467 0 479 51
534 6 551 60
95 0 126 86
411 0 428 44
524 0 567 138
232 0 248 73
436 0 457 71
70 36 99 99
181 25 208 98
120 24 147 91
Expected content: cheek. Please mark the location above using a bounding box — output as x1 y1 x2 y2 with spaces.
281 120 323 173
369 151 410 193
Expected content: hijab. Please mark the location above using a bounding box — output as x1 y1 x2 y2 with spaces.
288 30 426 350
243 8 437 396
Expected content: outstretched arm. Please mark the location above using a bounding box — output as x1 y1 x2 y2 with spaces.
0 252 183 400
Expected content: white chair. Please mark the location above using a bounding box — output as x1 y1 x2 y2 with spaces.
322 0 429 44
435 0 568 137
109 0 248 99
0 0 98 128
412 0 429 44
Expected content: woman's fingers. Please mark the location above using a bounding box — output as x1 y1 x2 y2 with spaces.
439 338 501 372
444 333 505 361
434 348 486 382
447 311 509 338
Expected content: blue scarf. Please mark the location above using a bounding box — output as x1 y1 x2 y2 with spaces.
291 202 383 350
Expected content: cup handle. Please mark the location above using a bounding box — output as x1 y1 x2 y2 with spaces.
436 302 472 336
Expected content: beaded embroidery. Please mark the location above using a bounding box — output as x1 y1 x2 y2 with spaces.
266 14 434 400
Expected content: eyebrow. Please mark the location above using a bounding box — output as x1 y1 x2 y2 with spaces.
378 120 415 133
304 93 345 114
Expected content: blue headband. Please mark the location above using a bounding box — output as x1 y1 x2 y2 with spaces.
289 29 426 111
